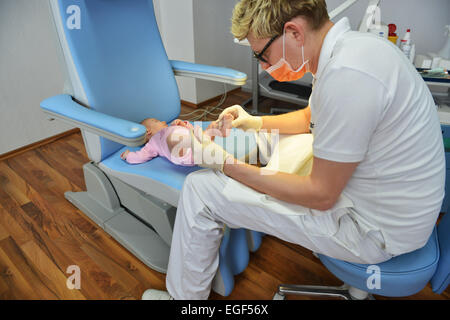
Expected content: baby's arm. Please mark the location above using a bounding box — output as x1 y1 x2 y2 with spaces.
121 143 158 164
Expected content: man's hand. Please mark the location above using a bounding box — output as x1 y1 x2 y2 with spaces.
190 126 234 172
218 105 262 132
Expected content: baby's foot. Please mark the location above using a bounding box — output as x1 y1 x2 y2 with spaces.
219 113 234 137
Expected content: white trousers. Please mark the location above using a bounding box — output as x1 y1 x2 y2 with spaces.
165 169 392 300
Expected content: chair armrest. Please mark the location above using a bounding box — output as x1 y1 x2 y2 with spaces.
40 94 147 147
170 60 247 86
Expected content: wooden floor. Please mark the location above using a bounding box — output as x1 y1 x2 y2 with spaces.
0 89 448 300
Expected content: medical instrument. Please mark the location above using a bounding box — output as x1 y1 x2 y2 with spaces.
40 0 261 297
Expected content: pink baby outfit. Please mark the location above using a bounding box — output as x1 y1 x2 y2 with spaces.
125 124 195 166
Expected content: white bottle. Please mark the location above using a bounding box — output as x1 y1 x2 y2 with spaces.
437 25 450 60
400 29 412 59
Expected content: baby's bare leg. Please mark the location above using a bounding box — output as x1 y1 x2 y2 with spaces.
205 121 220 141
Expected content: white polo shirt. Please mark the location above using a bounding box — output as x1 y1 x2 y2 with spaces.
309 18 445 255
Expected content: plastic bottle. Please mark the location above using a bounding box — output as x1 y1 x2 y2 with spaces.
400 29 412 59
401 29 411 44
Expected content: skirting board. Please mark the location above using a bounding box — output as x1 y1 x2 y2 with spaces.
0 128 80 161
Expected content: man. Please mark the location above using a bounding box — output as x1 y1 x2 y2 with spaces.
143 0 445 300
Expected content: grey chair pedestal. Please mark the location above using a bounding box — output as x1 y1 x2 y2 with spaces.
65 162 172 274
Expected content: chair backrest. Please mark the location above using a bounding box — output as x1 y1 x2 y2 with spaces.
431 213 450 294
50 0 180 161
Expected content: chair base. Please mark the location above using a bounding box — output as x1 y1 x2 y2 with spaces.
65 162 172 274
273 284 375 300
64 162 241 297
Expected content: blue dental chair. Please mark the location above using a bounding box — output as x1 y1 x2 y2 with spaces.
40 0 263 296
273 213 449 300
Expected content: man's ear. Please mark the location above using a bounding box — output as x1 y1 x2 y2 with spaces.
285 20 305 45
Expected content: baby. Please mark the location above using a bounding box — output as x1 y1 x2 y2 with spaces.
121 114 234 166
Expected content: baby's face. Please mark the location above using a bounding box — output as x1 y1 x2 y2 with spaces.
142 118 168 142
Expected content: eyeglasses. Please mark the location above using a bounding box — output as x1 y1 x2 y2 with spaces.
252 35 279 64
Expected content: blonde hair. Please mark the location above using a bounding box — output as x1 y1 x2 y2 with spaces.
231 0 329 40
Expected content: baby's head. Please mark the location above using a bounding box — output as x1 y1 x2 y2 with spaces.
141 118 168 142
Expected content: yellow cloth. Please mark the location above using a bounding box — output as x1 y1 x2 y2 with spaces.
222 133 353 216
263 133 313 176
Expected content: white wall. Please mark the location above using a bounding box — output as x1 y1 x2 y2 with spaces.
192 0 252 103
155 0 198 103
326 0 450 56
0 0 73 155
155 0 252 104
